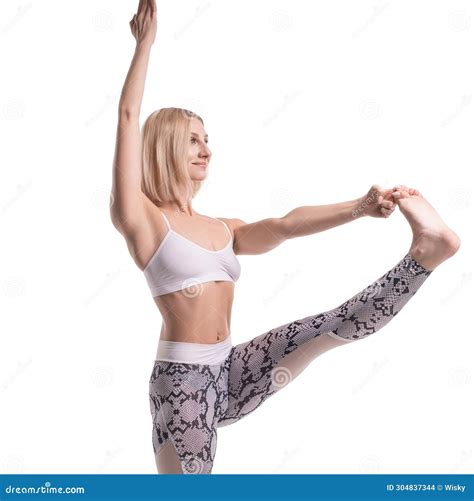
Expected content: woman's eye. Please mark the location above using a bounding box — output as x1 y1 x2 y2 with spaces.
191 137 209 144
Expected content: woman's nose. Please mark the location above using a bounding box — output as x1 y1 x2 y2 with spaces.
201 145 211 158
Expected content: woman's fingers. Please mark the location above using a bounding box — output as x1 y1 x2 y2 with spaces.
393 184 419 195
380 199 394 209
377 193 395 209
375 192 396 217
138 0 148 19
145 0 153 13
380 206 395 217
138 0 155 19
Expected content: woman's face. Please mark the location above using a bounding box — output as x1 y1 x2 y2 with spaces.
188 118 211 179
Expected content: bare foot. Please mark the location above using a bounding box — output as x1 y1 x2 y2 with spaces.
392 185 461 271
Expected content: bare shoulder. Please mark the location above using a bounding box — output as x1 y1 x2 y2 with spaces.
215 217 247 236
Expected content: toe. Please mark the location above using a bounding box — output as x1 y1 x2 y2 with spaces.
394 184 412 195
395 185 423 198
393 188 411 199
408 187 421 196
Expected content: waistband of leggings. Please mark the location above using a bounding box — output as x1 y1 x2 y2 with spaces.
155 335 233 365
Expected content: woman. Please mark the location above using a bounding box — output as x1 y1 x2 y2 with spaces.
110 0 461 474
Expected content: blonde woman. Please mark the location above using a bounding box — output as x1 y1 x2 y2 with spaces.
110 0 461 474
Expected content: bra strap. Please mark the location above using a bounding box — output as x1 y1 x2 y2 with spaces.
216 218 232 238
158 210 171 230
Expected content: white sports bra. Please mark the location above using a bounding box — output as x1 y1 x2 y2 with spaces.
143 210 241 297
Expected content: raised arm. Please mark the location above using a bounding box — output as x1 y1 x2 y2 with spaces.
226 184 397 255
110 0 157 232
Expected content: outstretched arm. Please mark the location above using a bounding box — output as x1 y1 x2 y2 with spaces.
110 0 157 232
225 184 397 255
280 184 397 238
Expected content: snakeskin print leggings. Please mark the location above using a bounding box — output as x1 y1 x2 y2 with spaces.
148 253 433 474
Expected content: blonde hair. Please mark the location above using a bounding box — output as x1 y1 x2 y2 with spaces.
140 107 205 207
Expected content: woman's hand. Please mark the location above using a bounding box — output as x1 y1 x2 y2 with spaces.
357 184 398 219
130 0 157 46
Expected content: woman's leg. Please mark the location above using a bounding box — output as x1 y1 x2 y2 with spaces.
218 190 460 428
154 440 184 474
149 359 229 474
217 252 431 427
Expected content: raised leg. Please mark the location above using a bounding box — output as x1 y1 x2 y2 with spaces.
218 188 460 428
217 252 432 427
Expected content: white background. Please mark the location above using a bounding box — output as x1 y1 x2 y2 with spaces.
0 0 472 474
